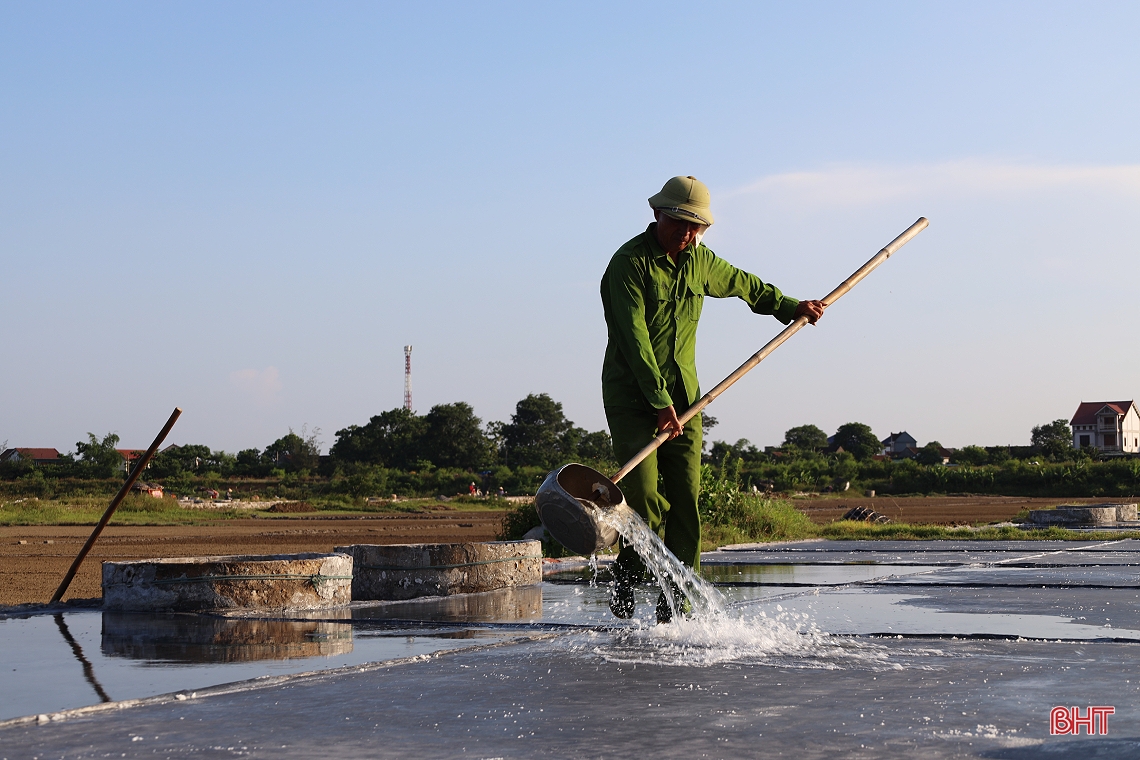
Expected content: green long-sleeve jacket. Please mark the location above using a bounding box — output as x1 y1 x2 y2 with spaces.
601 223 799 412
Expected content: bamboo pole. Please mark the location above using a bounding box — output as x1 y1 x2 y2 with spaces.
50 407 182 604
611 218 928 484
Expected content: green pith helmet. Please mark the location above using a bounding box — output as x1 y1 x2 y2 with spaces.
648 175 714 227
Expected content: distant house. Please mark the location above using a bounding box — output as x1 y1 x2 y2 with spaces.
1070 401 1140 454
0 448 62 466
116 449 148 473
131 481 165 498
881 432 917 457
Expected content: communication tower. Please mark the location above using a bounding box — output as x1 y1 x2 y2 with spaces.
403 345 413 411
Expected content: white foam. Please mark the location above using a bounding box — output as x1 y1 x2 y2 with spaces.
593 607 908 669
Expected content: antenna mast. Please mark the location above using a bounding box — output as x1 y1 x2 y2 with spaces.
403 345 413 411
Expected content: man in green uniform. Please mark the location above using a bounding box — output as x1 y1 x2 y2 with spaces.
601 175 826 622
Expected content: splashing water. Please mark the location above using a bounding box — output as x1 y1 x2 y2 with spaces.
593 607 933 670
593 503 726 620
587 502 929 670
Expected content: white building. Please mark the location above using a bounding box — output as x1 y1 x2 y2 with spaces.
1070 400 1140 454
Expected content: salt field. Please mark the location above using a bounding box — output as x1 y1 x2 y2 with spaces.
4 539 1140 758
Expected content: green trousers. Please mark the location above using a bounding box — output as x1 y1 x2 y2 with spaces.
605 404 703 578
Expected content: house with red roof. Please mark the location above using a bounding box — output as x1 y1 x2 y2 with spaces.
116 449 148 474
0 448 62 465
1070 401 1140 454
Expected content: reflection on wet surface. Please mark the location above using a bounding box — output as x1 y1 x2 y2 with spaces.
55 613 111 703
350 584 543 623
101 613 354 663
700 563 935 585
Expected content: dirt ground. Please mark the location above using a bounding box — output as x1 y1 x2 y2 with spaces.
1 495 1117 607
0 512 506 607
792 494 1105 525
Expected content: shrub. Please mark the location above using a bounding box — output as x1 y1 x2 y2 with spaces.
330 463 389 498
699 454 816 547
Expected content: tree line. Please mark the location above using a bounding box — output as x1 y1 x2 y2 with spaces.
6 402 1116 500
0 393 615 482
710 418 1081 468
329 394 612 472
700 418 1140 498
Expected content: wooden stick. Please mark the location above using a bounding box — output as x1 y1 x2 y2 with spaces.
611 218 928 484
50 407 182 604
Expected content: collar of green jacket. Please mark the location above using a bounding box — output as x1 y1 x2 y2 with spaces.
600 224 799 413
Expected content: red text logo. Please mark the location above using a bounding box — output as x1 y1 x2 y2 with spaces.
1050 706 1114 736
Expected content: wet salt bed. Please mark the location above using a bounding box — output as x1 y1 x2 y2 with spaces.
877 565 1140 587
708 538 1140 566
7 538 1140 758
0 609 520 722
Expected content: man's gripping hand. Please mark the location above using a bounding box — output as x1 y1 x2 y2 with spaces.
656 405 684 440
794 300 827 325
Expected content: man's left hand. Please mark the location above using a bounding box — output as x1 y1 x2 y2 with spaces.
794 300 827 325
656 405 684 440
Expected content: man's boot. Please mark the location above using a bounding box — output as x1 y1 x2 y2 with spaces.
655 582 691 624
609 565 637 619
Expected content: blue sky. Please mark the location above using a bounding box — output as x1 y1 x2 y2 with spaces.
3 2 1138 454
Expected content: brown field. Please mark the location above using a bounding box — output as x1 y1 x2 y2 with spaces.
0 513 506 607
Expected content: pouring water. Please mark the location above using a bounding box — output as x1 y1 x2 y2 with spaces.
594 504 725 621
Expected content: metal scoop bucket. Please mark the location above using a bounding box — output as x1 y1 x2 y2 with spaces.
533 218 928 556
535 463 632 556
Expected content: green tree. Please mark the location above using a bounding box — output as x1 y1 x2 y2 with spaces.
783 424 828 452
210 449 237 474
830 450 859 482
577 429 615 464
707 438 764 464
499 393 579 469
330 408 427 469
952 445 989 466
1032 419 1072 461
420 402 492 469
831 422 880 461
149 444 213 477
986 445 1011 463
915 441 945 466
75 432 123 479
264 426 322 473
331 462 389 498
233 448 271 477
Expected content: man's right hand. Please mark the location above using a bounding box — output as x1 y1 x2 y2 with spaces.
794 299 827 324
656 405 684 440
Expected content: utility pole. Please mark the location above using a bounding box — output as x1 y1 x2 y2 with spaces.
403 345 413 411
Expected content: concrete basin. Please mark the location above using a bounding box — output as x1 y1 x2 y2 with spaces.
102 553 353 612
336 540 541 601
1028 502 1138 525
